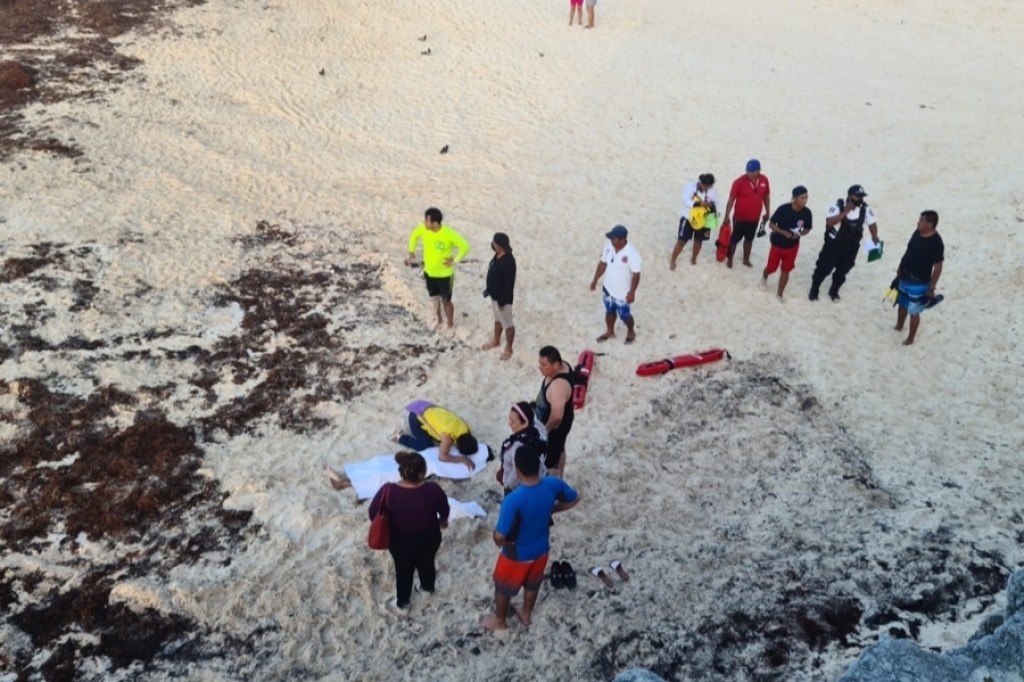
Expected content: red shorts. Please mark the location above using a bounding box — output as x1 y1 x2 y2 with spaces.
765 244 799 274
570 0 583 5
493 552 548 596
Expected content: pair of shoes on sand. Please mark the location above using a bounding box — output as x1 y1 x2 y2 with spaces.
590 560 630 591
550 560 577 589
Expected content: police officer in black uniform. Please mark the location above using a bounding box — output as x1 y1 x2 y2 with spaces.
809 184 880 301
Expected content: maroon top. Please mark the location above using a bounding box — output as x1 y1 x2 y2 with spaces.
368 482 449 533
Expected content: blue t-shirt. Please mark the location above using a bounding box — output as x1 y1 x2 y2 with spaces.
495 477 578 561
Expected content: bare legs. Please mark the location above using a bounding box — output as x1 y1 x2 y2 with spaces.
777 270 790 300
586 5 595 28
727 240 754 269
597 312 635 343
669 240 687 270
431 296 454 328
691 239 704 263
569 5 581 25
480 588 539 631
895 306 921 345
482 322 514 359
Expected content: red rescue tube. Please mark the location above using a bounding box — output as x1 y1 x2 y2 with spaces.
636 348 730 377
715 220 732 262
572 349 595 409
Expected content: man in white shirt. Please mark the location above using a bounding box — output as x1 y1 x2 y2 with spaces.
809 184 881 302
589 225 642 344
670 173 718 270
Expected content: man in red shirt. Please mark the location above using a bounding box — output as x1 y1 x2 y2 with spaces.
722 159 771 269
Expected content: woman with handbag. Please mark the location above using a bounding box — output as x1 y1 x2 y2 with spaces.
368 451 450 610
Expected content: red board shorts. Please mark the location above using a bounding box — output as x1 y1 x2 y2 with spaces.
765 244 799 274
493 552 549 597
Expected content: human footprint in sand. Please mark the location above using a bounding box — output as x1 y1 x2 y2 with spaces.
590 224 641 344
481 232 516 360
479 446 579 632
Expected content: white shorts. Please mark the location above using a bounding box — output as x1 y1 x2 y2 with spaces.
492 300 514 329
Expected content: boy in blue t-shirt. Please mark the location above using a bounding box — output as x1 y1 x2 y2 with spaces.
479 445 579 632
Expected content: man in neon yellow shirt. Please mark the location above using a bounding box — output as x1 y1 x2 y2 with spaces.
399 400 480 471
405 207 471 329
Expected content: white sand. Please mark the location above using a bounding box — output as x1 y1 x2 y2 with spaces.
2 0 1024 678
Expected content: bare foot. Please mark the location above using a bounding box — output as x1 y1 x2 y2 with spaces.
726 259 733 269
596 333 614 343
509 605 531 628
624 334 636 345
324 467 351 491
479 614 508 632
481 340 500 351
743 261 753 268
894 325 904 332
669 260 677 271
690 258 697 265
903 338 915 346
500 349 512 361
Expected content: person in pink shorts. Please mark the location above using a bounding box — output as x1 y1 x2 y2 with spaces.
569 0 583 26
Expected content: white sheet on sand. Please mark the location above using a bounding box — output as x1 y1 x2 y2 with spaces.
341 445 490 501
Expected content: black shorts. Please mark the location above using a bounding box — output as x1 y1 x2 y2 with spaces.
544 418 573 469
730 220 758 245
424 274 453 301
677 216 711 242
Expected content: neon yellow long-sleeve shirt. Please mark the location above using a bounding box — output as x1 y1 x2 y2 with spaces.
407 223 470 278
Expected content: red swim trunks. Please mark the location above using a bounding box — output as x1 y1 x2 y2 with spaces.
493 552 549 596
765 244 799 274
570 0 583 6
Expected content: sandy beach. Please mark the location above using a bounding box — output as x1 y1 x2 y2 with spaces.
2 0 1024 679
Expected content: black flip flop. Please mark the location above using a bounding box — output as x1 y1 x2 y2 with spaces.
561 560 577 590
550 561 566 589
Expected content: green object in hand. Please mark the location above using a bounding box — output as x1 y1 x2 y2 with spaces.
867 241 884 263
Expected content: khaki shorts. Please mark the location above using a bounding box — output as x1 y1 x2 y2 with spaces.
491 300 515 329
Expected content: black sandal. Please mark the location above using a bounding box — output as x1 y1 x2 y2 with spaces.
561 559 577 590
550 560 566 589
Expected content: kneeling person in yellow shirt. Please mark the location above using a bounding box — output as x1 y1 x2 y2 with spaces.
405 207 470 329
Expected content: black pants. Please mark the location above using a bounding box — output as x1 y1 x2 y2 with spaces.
389 529 442 607
811 237 859 295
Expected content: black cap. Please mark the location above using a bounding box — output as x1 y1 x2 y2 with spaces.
492 232 512 253
848 184 868 197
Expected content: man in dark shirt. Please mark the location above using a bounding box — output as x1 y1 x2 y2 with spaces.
895 210 944 345
759 186 813 301
482 232 517 360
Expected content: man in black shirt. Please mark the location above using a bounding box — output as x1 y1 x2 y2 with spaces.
759 186 812 301
482 232 517 360
895 210 944 346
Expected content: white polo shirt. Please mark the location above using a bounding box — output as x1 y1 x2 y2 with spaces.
600 241 642 300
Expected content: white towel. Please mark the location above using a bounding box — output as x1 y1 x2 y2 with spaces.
340 445 489 501
448 497 486 520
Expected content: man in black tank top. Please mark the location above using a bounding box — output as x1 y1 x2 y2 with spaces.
535 345 574 478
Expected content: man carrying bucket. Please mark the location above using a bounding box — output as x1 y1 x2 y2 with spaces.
669 173 718 270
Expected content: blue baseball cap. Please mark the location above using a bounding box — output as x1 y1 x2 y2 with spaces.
746 159 761 172
605 225 628 240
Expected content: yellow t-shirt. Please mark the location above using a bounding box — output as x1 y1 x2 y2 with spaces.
407 223 470 278
418 406 470 441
